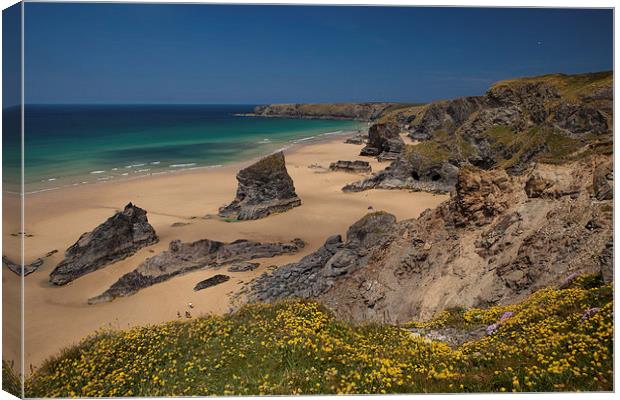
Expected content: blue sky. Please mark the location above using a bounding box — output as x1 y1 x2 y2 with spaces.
19 4 613 105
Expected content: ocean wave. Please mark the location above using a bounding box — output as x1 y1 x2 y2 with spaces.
170 163 197 168
321 130 342 136
294 137 315 143
136 168 151 173
125 163 146 168
26 187 62 194
150 161 161 165
90 170 106 174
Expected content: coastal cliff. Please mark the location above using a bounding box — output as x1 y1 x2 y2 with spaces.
248 71 614 322
346 71 612 193
252 102 401 121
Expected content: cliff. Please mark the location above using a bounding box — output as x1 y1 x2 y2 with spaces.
347 71 612 193
247 71 614 323
252 102 401 121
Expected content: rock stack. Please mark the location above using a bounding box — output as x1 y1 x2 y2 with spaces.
218 152 301 220
49 203 158 285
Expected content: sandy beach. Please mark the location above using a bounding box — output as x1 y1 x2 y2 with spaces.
2 133 448 370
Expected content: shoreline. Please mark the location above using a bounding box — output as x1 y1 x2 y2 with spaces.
3 130 448 370
11 128 366 196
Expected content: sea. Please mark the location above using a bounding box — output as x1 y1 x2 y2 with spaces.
2 105 364 194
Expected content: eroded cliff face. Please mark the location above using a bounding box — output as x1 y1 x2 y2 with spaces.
253 103 399 121
350 71 613 193
248 156 612 322
244 72 613 323
326 156 612 322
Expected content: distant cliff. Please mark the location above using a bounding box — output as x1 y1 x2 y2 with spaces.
252 102 401 121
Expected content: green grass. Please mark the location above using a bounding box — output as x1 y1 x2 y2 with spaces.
21 274 613 397
491 71 612 100
403 140 451 164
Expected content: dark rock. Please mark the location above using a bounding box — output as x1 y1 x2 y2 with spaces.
50 203 158 285
228 262 259 272
410 97 485 139
360 123 402 157
218 152 301 220
3 256 44 276
343 147 459 193
377 137 405 161
344 132 369 144
247 212 397 303
88 237 304 303
194 274 230 291
329 160 371 173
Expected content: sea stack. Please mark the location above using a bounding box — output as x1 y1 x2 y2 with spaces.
218 151 302 220
49 203 158 285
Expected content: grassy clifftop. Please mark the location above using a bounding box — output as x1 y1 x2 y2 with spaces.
22 274 612 397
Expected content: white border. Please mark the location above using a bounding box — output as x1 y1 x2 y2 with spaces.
0 1 616 400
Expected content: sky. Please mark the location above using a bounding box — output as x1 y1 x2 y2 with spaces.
14 3 615 105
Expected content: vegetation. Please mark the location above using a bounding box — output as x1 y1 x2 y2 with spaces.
377 103 425 124
2 360 21 397
403 139 451 165
490 70 612 100
21 274 612 397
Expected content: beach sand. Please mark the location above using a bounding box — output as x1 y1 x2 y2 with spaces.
2 134 448 370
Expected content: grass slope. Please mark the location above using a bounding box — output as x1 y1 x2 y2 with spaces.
19 275 612 397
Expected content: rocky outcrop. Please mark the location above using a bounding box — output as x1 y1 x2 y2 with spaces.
194 275 230 291
218 152 301 220
409 96 486 139
89 237 304 303
359 123 402 158
252 103 398 121
248 212 397 302
344 132 369 144
50 203 158 285
248 155 613 323
345 72 613 195
329 160 371 174
343 144 459 193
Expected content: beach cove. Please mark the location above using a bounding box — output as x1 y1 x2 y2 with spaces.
3 132 447 370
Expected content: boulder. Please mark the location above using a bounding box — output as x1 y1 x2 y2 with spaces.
194 275 230 291
228 262 260 272
218 152 301 220
329 160 371 173
50 203 158 285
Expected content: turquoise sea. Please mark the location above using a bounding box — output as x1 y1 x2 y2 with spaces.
2 105 363 193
